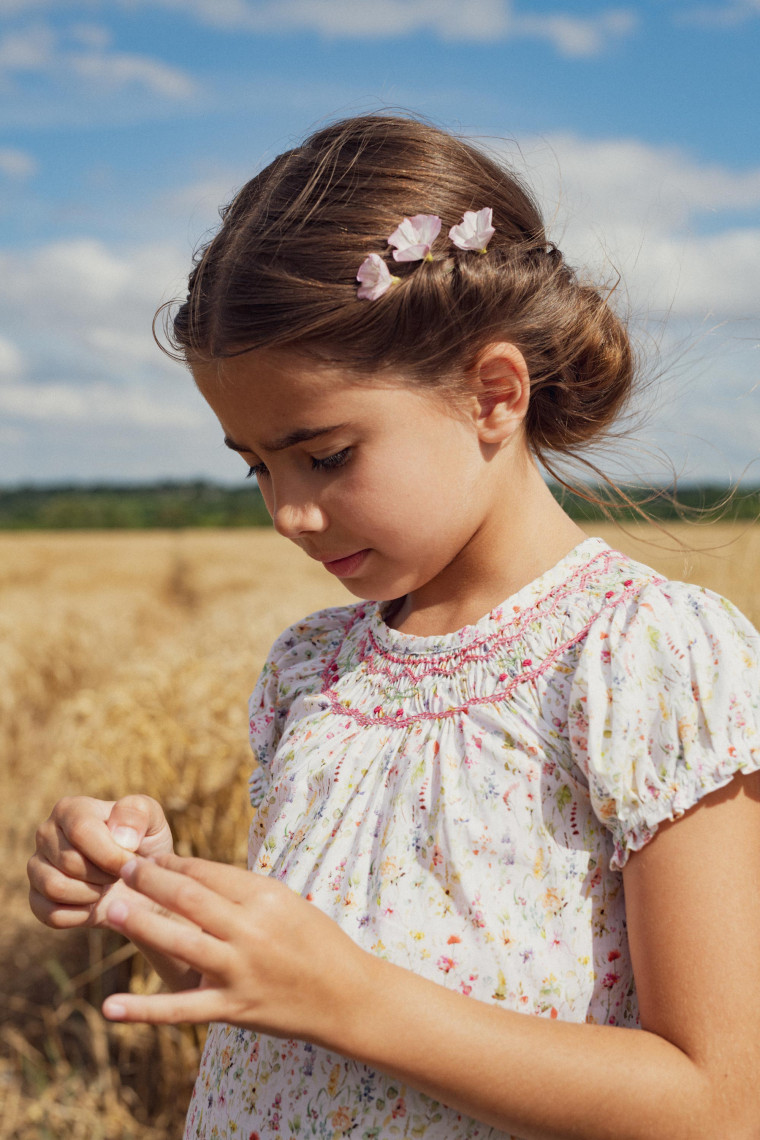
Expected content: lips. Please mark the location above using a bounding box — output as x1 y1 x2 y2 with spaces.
320 549 370 577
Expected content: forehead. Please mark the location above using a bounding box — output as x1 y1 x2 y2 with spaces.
190 348 432 446
193 349 359 417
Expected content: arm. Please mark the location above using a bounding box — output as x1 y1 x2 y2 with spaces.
102 772 760 1140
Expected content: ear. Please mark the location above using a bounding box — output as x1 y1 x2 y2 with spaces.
469 342 530 444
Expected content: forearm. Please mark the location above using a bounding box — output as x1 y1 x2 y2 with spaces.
335 956 723 1140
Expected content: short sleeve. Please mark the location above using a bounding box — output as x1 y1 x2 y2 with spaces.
246 604 355 807
568 581 760 869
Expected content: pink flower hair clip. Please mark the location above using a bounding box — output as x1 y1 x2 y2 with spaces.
356 207 495 300
449 207 495 254
356 253 400 301
388 213 441 262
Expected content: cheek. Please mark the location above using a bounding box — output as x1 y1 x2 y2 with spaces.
333 453 463 537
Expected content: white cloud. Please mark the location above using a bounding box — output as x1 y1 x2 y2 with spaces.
511 9 635 57
0 237 183 308
0 145 36 177
69 49 197 99
512 134 760 319
0 378 205 427
0 334 25 379
69 22 113 50
0 238 188 386
0 22 54 71
679 0 760 26
0 0 59 12
177 0 636 55
530 135 760 222
0 19 197 101
43 0 636 55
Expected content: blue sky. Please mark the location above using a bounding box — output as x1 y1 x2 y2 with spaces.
1 0 758 485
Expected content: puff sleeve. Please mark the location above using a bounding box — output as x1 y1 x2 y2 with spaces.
568 581 760 869
246 604 356 808
246 637 286 809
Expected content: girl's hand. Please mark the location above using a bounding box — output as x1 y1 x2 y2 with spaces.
101 854 372 1044
28 794 174 931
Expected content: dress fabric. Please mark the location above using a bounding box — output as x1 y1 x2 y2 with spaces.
184 537 760 1140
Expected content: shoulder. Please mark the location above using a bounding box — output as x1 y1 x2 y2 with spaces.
247 602 363 784
580 562 760 677
251 601 362 706
568 555 760 868
573 547 760 738
263 602 360 672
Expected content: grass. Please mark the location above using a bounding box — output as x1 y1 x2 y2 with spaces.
1 524 758 1138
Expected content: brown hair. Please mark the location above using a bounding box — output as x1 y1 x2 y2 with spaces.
164 113 635 482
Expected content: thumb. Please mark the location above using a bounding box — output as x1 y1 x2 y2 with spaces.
107 795 173 859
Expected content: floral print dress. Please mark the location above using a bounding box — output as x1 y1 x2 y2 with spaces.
184 537 760 1140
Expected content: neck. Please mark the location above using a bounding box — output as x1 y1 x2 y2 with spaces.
389 459 586 637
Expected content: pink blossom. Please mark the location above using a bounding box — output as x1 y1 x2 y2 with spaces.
356 253 398 300
449 207 495 252
388 213 441 261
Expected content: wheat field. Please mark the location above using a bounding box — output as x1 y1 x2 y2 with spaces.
1 524 758 1139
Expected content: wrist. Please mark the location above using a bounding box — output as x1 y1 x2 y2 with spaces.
323 949 425 1069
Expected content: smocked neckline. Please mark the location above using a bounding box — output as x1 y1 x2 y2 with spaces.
369 536 611 657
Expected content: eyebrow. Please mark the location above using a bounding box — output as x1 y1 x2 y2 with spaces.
223 423 349 454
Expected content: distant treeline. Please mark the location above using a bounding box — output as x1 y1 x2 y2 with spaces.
1 481 759 530
0 481 271 530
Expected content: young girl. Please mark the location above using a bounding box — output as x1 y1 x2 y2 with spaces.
28 115 760 1140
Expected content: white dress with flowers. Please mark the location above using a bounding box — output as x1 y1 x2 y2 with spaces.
183 537 760 1140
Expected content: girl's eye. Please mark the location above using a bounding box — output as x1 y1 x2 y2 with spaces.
312 448 351 472
245 448 350 481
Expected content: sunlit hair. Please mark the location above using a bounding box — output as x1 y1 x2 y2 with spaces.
161 113 635 483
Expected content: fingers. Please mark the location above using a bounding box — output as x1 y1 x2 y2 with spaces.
37 797 138 879
154 853 254 904
28 814 114 930
105 889 229 976
116 857 242 940
34 807 118 886
29 794 174 934
106 795 174 860
102 986 226 1026
28 857 102 908
29 886 97 929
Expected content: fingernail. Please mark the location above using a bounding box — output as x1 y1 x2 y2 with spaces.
120 858 138 882
113 827 139 851
107 899 129 925
103 999 126 1020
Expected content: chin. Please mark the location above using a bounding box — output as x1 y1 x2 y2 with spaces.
335 579 396 603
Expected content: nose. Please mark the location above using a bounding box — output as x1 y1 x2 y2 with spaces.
270 488 328 541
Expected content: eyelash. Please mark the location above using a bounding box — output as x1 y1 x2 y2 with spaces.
245 448 352 480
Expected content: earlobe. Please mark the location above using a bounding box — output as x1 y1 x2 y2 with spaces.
471 343 530 444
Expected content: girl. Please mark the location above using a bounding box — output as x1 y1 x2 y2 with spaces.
28 115 760 1140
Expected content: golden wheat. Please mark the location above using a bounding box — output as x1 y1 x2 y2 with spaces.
1 524 757 1138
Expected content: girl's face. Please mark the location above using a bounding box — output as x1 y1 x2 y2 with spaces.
192 348 513 605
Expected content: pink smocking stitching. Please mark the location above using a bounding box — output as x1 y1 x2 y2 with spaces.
367 547 616 671
320 576 656 728
360 554 623 683
319 548 617 693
